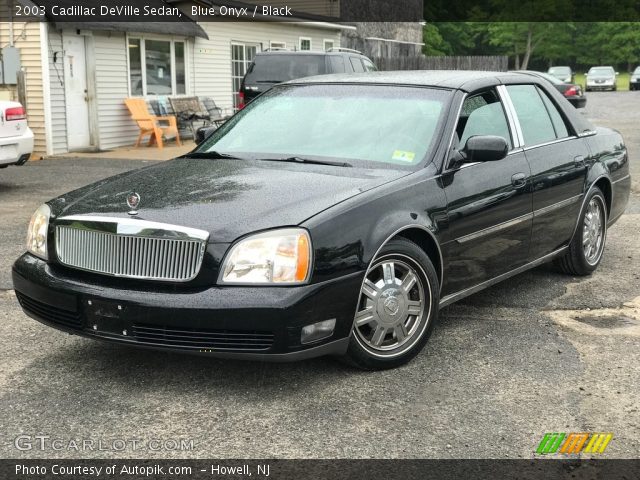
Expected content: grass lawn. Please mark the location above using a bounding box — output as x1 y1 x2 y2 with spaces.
574 72 630 91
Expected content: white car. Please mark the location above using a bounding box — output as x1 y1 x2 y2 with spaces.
0 101 34 168
585 66 617 92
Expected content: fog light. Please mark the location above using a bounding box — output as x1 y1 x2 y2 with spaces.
301 319 336 345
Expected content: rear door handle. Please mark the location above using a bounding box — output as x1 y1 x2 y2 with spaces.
575 155 585 166
511 172 527 188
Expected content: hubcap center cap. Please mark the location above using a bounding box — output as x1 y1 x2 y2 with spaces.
377 288 407 325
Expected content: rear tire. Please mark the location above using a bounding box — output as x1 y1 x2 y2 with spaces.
343 237 439 370
555 188 607 276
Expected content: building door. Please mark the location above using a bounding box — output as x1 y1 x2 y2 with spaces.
231 43 258 110
63 33 92 150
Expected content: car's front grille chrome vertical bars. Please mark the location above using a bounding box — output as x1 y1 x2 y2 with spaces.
55 216 209 282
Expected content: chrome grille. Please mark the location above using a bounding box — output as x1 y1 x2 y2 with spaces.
55 219 208 282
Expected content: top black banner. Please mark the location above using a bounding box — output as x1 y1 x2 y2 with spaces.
1 0 640 22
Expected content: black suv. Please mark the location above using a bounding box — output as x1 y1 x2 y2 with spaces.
238 49 377 107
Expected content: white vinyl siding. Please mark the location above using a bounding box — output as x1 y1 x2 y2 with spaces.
0 22 45 156
47 26 67 154
93 32 138 150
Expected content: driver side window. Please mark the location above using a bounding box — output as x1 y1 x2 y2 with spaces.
456 90 513 150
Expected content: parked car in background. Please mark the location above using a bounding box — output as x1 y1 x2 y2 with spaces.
238 48 377 108
516 71 586 108
585 66 617 91
630 66 640 91
547 66 574 83
13 71 630 370
0 101 33 169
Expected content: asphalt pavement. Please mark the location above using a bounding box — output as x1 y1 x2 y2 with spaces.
0 92 638 459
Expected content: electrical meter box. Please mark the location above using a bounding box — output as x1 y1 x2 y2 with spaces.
0 46 21 85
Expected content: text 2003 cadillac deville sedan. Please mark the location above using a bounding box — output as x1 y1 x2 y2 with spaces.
13 71 631 369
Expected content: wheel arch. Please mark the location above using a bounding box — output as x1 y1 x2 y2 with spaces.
370 225 444 292
569 174 611 244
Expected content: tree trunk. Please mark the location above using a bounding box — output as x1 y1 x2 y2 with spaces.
521 27 533 70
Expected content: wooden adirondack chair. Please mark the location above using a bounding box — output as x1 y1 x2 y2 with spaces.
124 98 181 149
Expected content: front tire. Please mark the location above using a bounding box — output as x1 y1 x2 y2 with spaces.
555 187 607 276
344 238 439 370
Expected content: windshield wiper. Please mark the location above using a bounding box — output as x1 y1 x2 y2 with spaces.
257 156 352 168
183 151 243 160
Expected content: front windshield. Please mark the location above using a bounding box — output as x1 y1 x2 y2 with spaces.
588 67 614 76
634 67 640 74
198 84 451 169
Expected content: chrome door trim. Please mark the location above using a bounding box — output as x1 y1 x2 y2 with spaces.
455 212 533 244
439 246 568 308
612 174 630 184
532 194 582 217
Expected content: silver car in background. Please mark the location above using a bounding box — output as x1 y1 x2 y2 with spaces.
585 66 617 91
547 66 573 83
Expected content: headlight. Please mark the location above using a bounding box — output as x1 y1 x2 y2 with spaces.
220 228 311 284
26 204 50 260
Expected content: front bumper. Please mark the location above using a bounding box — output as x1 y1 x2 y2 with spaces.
586 81 615 90
0 127 34 166
12 253 364 361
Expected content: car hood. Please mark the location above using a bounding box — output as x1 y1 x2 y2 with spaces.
53 158 407 242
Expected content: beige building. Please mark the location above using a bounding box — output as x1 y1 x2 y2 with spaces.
0 0 422 158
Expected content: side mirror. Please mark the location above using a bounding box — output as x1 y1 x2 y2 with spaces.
196 126 217 145
616 72 619 76
462 135 509 163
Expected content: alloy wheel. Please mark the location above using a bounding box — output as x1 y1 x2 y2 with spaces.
353 255 430 357
583 196 606 265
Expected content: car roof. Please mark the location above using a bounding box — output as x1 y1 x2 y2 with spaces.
287 70 548 92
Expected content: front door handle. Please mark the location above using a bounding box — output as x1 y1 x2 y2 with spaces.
511 172 527 188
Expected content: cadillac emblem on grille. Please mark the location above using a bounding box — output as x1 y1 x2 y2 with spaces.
126 192 141 215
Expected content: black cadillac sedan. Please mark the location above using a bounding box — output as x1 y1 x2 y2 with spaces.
13 71 631 370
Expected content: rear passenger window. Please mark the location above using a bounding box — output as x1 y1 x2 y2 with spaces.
329 56 346 73
350 57 365 73
538 87 569 138
506 85 556 146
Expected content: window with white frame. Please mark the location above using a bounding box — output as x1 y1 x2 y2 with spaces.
270 41 287 50
231 42 259 109
128 37 187 96
323 39 334 51
299 37 312 51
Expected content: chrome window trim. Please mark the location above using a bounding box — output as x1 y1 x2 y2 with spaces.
522 135 579 152
455 212 533 244
54 215 210 242
497 84 524 148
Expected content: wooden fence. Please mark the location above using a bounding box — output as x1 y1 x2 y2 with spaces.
372 55 509 72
